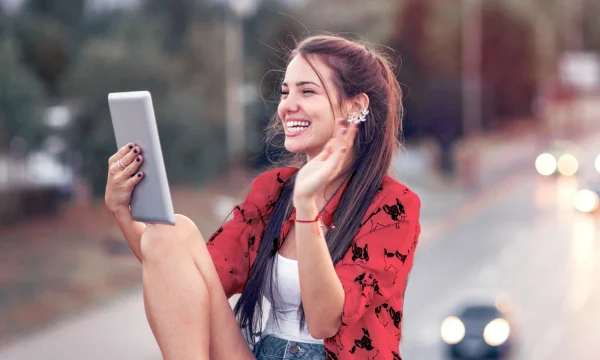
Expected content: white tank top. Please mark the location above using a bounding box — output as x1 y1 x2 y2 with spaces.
262 253 324 344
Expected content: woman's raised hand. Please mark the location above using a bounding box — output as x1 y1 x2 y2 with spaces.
293 120 359 202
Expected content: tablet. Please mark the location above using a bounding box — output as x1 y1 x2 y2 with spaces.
108 91 175 225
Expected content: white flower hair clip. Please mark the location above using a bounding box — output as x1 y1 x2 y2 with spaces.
347 108 369 124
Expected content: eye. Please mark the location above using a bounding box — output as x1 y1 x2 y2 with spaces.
280 90 289 97
302 89 315 95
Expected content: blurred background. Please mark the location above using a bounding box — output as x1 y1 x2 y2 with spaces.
0 0 599 359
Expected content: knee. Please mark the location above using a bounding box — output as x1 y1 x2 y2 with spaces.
141 214 201 263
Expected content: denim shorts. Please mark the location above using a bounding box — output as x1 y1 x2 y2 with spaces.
252 335 326 360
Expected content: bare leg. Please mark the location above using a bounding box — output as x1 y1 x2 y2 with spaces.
141 218 210 360
140 214 255 360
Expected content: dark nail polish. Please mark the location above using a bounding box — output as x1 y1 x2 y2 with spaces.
133 149 138 153
137 173 142 177
128 144 133 149
136 157 141 162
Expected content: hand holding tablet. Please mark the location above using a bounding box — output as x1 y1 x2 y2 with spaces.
106 91 175 225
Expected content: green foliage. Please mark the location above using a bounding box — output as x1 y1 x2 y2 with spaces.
0 35 46 151
23 0 85 29
12 13 70 97
62 13 226 196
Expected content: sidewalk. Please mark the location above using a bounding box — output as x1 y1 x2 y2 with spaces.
0 289 161 360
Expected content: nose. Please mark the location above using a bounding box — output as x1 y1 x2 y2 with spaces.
278 92 300 116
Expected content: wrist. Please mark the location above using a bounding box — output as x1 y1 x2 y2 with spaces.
293 195 317 210
294 200 319 221
111 206 132 221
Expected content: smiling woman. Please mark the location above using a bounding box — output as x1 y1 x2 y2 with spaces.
106 34 422 360
277 57 354 159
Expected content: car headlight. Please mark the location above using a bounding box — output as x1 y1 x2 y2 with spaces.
483 318 510 346
535 153 557 176
595 155 600 174
574 189 600 213
557 154 578 176
441 316 465 344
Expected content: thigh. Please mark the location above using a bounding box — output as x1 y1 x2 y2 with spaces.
205 281 256 360
147 214 256 360
187 224 255 360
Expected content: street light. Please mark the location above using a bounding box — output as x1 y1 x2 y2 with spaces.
224 0 257 168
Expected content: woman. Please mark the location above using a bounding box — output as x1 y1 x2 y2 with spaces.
105 35 421 360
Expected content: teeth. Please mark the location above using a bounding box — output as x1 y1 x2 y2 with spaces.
286 120 310 129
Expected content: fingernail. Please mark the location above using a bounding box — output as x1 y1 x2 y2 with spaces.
341 147 348 153
136 157 141 162
128 144 133 149
137 173 142 177
133 148 138 154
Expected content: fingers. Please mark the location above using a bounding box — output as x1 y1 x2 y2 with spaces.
109 143 135 166
318 119 358 163
125 170 145 189
121 153 144 180
334 118 359 153
109 144 142 175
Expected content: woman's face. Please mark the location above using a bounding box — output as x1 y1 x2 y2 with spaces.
277 54 346 159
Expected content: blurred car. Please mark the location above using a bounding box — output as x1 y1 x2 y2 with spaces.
535 140 581 177
441 296 518 360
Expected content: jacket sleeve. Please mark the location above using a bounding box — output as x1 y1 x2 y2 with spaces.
335 190 421 327
206 170 285 297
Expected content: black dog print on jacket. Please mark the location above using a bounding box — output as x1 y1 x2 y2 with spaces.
354 273 383 297
375 303 402 338
350 328 374 353
383 248 408 283
382 198 406 225
351 243 369 263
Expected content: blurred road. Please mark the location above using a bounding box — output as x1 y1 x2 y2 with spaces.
400 130 600 360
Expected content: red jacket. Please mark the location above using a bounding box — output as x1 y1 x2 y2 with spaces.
207 167 421 360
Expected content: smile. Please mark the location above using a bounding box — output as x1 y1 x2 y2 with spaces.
285 120 311 137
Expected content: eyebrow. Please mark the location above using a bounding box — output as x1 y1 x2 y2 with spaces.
281 81 321 88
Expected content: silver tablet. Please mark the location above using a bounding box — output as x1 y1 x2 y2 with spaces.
108 91 175 225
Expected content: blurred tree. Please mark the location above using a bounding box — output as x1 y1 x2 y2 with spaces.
23 0 85 30
180 12 227 127
63 13 224 196
0 36 46 151
582 0 600 52
142 0 201 52
12 14 70 98
388 0 434 141
480 0 537 120
243 0 305 167
390 0 539 136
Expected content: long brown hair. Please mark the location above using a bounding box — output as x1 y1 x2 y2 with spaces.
234 34 403 344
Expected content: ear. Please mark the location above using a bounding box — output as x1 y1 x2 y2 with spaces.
345 93 370 116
